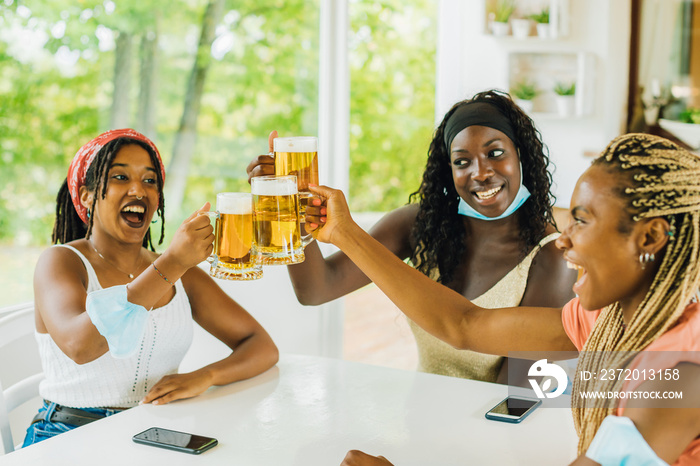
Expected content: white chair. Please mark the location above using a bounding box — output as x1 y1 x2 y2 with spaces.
0 303 44 455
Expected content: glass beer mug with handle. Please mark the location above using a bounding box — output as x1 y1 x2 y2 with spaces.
273 136 318 234
251 175 312 265
201 192 262 280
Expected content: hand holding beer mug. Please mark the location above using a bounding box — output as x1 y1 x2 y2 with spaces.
251 175 312 265
273 136 318 233
202 192 262 280
304 185 353 245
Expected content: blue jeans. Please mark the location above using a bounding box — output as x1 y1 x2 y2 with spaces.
21 400 124 448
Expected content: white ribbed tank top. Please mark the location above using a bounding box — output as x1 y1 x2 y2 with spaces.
36 244 194 408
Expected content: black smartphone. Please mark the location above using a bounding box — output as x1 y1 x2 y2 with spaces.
132 427 218 455
484 396 541 423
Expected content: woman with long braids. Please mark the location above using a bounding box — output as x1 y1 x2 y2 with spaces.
248 90 577 382
24 129 278 447
307 133 700 465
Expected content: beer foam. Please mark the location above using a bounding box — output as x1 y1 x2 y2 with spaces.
217 193 253 214
251 179 298 196
274 136 317 153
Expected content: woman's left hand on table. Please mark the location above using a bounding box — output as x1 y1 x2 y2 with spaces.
141 370 214 405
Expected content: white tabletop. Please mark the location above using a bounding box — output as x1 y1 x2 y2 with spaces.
3 354 578 465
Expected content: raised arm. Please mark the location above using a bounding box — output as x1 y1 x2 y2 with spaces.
308 185 576 355
246 139 417 306
35 204 215 364
287 205 418 305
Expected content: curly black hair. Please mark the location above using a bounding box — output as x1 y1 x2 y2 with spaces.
408 89 556 285
52 137 166 251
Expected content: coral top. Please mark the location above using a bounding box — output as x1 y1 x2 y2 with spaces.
561 297 700 465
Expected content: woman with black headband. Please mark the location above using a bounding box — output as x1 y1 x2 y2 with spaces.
248 89 577 382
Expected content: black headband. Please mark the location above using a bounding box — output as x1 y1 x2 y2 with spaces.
443 101 518 152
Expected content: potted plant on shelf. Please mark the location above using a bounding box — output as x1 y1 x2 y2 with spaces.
490 0 516 36
511 16 532 39
554 82 576 117
529 7 550 39
680 107 700 125
658 108 700 150
510 80 538 113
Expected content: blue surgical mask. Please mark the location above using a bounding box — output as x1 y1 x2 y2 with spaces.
457 161 531 221
85 285 148 359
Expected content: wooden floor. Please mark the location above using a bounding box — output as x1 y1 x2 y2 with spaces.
342 284 418 371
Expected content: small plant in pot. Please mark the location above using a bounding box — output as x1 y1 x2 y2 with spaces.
680 108 700 125
554 82 576 117
490 0 516 36
529 7 550 38
511 16 532 39
511 80 538 113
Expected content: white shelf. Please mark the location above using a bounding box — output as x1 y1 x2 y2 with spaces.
528 111 587 120
508 51 595 117
659 119 700 150
485 0 570 39
482 0 595 118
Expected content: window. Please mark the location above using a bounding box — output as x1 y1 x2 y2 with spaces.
0 0 321 306
0 0 437 312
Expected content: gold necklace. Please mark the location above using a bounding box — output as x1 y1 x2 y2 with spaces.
90 240 140 280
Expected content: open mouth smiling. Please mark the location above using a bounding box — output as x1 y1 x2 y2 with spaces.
566 260 583 272
566 260 587 293
473 185 503 201
121 203 147 228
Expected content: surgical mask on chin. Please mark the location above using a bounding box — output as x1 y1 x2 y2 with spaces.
457 162 531 221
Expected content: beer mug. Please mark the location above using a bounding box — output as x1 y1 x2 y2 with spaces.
251 175 310 265
203 192 262 280
273 136 318 221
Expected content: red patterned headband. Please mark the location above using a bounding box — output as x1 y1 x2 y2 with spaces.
67 129 165 224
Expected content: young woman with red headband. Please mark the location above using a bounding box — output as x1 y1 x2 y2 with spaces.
23 129 278 447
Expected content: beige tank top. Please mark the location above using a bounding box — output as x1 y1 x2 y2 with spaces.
408 232 560 381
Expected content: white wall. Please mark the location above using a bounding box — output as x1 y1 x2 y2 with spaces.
179 244 345 373
436 0 631 207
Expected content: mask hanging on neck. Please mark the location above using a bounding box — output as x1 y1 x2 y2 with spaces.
457 161 531 221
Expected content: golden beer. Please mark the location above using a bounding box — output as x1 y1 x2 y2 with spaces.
251 175 305 265
215 212 253 265
273 137 318 218
207 193 262 280
274 150 319 193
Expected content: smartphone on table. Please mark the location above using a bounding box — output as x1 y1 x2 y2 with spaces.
132 427 218 454
484 396 541 423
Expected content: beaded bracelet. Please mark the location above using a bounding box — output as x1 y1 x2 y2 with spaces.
152 262 173 285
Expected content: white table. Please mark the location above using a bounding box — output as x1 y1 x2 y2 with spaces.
2 355 577 465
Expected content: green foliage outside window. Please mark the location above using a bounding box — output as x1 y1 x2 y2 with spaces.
348 1 436 211
0 0 436 305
